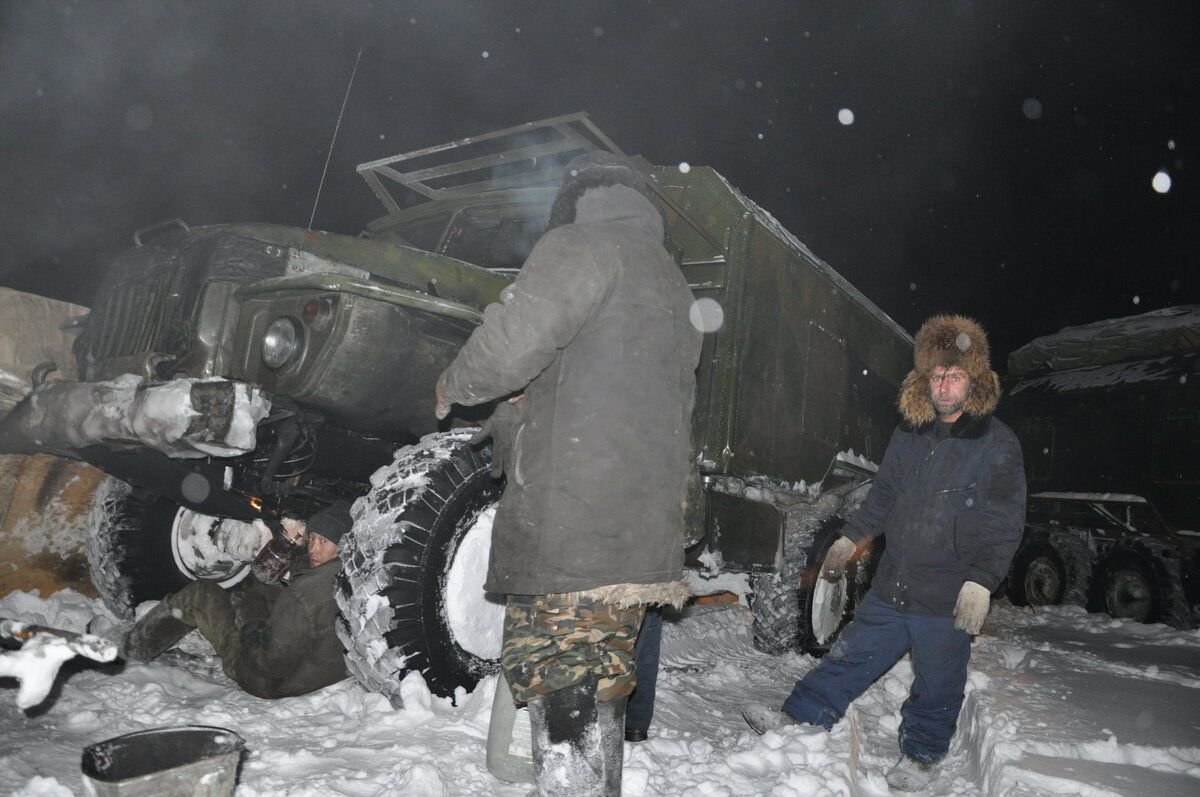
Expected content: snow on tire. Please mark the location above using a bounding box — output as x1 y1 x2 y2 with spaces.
84 476 192 619
336 430 504 707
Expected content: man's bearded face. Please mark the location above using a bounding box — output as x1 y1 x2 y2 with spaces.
929 366 970 420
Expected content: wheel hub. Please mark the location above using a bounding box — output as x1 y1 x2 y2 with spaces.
1106 569 1151 621
1024 557 1062 605
810 575 848 645
444 505 505 659
170 508 268 587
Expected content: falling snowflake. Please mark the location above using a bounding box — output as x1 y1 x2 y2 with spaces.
689 298 725 333
838 108 855 126
482 51 489 59
1022 98 1043 120
1167 139 1175 150
1152 171 1171 193
678 162 691 174
1132 295 1141 305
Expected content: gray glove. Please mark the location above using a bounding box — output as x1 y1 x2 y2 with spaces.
953 581 991 634
469 400 523 478
820 536 857 581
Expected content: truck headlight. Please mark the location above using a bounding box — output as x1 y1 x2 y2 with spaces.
261 317 302 369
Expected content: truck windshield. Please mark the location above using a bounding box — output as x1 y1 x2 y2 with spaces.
441 206 547 271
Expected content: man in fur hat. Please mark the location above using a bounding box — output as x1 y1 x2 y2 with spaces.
744 315 1026 792
436 151 701 796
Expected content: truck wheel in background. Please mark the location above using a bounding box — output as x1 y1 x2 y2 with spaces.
85 477 263 619
1098 549 1161 624
752 515 867 656
85 478 201 618
1007 540 1068 607
336 431 503 707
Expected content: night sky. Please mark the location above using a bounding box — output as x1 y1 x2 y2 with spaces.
1 0 1196 366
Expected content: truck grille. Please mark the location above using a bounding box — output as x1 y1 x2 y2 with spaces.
79 235 194 373
86 272 175 361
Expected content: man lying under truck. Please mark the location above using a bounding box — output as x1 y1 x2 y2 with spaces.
112 502 351 698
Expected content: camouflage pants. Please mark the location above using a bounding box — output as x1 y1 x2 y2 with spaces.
501 593 646 705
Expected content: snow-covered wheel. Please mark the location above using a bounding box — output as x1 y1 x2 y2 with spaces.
85 476 266 619
335 430 504 706
1007 541 1067 607
752 516 865 655
1099 550 1161 624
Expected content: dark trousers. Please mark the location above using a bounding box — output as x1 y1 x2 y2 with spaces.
782 590 970 764
626 605 663 732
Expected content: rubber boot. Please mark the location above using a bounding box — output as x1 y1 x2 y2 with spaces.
529 676 624 796
121 599 195 661
597 693 628 795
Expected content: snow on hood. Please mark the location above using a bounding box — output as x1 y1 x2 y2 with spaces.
1008 305 1200 376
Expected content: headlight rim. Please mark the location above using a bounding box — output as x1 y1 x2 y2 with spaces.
261 316 303 370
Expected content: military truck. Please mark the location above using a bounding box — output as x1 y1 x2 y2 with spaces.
0 114 913 706
999 305 1200 629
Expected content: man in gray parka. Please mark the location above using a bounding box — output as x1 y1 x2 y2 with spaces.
436 152 701 796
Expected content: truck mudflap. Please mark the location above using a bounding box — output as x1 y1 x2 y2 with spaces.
0 374 271 459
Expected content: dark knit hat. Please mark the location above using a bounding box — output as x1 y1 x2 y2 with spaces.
897 314 1001 426
308 500 353 546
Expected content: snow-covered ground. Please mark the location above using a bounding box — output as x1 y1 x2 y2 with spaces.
2 588 1198 796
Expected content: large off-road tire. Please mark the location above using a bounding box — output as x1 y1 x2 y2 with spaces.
1097 549 1162 624
336 430 504 707
85 476 261 619
752 515 871 656
1007 540 1068 607
85 478 197 619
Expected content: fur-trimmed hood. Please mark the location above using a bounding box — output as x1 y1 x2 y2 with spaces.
547 151 654 230
898 314 1001 426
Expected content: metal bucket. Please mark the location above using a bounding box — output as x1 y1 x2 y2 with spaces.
80 725 245 797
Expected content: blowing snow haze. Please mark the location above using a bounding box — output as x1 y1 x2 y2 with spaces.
1 0 1196 361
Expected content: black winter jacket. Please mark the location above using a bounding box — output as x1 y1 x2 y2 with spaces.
440 185 702 595
842 413 1027 616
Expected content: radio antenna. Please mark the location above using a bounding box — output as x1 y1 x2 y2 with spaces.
309 46 364 231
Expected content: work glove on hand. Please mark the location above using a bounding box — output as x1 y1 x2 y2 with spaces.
820 536 857 582
469 400 523 478
953 581 991 634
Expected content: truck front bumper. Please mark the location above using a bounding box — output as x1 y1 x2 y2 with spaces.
0 374 271 460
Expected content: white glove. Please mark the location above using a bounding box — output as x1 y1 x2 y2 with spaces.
820 536 857 581
280 518 308 545
953 581 991 634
